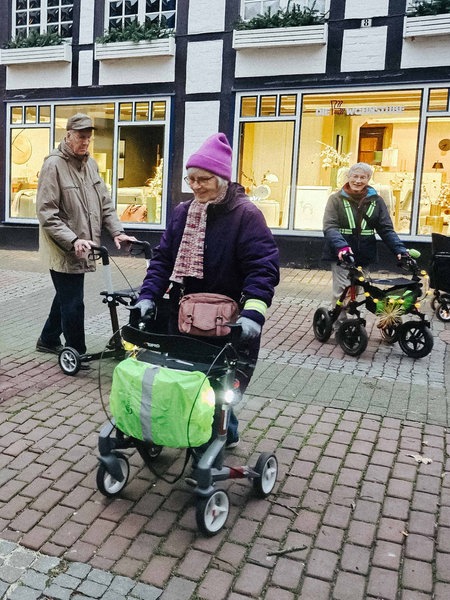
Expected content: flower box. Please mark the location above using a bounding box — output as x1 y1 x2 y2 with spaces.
233 24 327 49
404 13 450 38
95 37 175 60
0 43 72 65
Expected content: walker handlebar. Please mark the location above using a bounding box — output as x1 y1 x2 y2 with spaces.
89 240 152 266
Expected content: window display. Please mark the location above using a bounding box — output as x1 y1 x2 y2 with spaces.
8 99 169 225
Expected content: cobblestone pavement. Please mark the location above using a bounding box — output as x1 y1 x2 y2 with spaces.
0 248 449 599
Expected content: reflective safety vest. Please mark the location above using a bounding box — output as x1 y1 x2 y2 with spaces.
339 198 376 236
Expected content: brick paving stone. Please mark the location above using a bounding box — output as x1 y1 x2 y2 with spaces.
405 533 434 562
299 576 332 600
372 540 402 570
140 556 178 588
271 556 304 590
367 566 400 600
197 569 234 600
340 542 371 575
403 558 433 593
333 571 367 600
158 576 196 600
305 548 339 581
233 563 270 597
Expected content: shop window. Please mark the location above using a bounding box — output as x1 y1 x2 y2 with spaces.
297 90 422 233
106 0 176 31
241 0 326 20
237 120 295 228
8 99 169 226
280 95 297 116
419 117 450 236
13 0 73 39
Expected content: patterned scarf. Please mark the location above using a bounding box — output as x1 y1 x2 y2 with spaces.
171 187 227 284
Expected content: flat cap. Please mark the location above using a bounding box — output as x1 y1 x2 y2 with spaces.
66 113 96 131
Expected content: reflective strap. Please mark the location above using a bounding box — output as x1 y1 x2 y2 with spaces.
342 199 356 229
244 298 268 316
361 199 376 231
140 365 159 441
339 228 353 235
360 230 374 235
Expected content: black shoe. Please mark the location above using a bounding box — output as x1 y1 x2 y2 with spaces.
36 337 64 355
226 437 240 449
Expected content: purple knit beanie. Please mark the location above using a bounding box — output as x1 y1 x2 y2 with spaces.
186 133 232 180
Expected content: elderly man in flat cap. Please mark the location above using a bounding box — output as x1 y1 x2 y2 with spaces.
35 112 135 362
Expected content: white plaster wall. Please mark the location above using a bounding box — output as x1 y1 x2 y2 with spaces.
188 0 225 34
235 46 327 78
182 101 221 191
186 40 223 94
6 64 71 90
344 0 389 19
79 0 95 44
98 56 175 85
78 50 93 87
401 37 450 68
341 27 387 72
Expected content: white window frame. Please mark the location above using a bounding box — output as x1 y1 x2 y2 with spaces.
241 0 327 20
13 0 74 39
105 0 177 32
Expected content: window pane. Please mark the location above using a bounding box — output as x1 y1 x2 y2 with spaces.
419 117 450 235
298 90 422 232
10 128 50 219
151 101 166 120
428 89 449 112
11 107 23 124
117 125 165 224
135 102 149 121
260 96 277 117
280 95 296 116
25 106 37 124
38 106 51 123
119 103 133 121
237 121 294 228
241 97 257 118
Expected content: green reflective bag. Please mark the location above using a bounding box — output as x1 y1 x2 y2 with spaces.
109 357 215 448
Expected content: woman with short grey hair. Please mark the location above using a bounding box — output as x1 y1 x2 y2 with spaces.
322 162 408 305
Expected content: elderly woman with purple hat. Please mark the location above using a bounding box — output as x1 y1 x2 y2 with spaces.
132 133 280 447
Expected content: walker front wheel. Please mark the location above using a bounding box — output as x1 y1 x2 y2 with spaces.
336 320 368 356
196 489 230 536
59 347 81 375
313 307 333 342
252 453 278 498
96 453 129 497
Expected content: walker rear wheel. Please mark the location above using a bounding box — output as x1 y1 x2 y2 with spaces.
252 453 278 498
335 320 368 356
313 307 333 342
196 489 230 536
58 347 81 375
435 298 450 322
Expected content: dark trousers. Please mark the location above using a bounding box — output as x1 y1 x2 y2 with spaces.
40 270 86 354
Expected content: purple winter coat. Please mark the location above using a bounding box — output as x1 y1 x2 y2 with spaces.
139 182 280 327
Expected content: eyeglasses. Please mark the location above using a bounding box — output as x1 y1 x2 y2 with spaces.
184 175 215 186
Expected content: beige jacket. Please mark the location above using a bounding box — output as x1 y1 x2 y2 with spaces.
37 142 123 273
